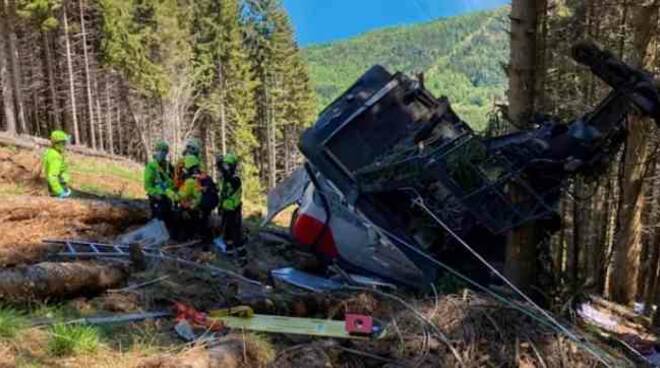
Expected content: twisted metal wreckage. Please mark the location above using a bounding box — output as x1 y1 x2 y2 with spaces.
266 42 660 291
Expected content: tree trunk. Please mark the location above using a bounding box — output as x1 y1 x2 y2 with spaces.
79 0 96 149
266 72 277 190
3 0 26 134
504 0 540 291
115 104 122 156
105 74 114 154
41 30 59 130
62 3 80 143
643 160 660 315
0 1 16 135
569 181 583 286
218 64 227 155
608 1 658 305
95 77 104 151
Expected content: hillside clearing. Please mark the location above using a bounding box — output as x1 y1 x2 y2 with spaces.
0 141 650 367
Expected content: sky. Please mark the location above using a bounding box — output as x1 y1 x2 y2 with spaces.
282 0 511 46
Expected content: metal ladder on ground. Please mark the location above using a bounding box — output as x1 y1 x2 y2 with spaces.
43 239 264 287
43 239 164 259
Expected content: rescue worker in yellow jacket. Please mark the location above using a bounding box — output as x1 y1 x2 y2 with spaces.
42 130 72 198
173 138 203 189
144 141 175 225
217 153 246 264
174 155 218 241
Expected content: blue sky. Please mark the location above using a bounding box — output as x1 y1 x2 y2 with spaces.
282 0 511 46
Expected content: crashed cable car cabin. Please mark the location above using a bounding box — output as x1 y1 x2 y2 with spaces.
279 42 660 290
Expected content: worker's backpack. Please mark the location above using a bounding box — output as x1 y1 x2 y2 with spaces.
197 174 219 212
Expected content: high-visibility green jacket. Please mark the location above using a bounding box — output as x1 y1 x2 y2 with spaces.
178 177 202 209
42 147 70 196
144 160 174 198
219 175 242 211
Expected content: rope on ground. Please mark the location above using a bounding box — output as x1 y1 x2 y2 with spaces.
356 195 624 367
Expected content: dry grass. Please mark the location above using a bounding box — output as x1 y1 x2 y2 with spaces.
339 291 612 368
0 196 147 266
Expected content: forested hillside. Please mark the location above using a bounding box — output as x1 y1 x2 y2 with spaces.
0 0 316 194
303 7 509 130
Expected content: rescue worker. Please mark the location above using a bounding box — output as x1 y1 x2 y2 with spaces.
217 153 246 264
144 141 175 224
174 154 218 241
174 138 203 189
43 130 72 198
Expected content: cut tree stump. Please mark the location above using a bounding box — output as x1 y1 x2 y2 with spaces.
0 261 128 301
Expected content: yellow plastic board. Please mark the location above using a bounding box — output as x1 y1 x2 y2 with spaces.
212 314 359 339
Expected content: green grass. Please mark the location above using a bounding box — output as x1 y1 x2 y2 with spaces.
0 307 27 338
69 157 142 184
48 323 101 357
30 303 79 322
77 183 114 198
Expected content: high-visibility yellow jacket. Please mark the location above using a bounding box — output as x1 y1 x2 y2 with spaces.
178 177 202 210
219 175 242 211
144 160 174 198
42 147 70 196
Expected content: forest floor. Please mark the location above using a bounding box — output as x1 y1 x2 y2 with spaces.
0 143 654 368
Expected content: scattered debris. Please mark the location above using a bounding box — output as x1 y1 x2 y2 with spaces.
117 219 169 248
257 228 293 244
174 319 198 342
262 166 308 226
271 267 343 292
577 303 620 331
576 296 659 366
271 267 397 293
0 261 128 301
212 236 227 254
173 302 224 332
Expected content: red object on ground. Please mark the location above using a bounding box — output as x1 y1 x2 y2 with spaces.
345 314 374 335
173 302 224 332
291 213 339 258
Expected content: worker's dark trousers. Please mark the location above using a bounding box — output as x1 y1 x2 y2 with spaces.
149 196 173 227
221 206 246 260
172 209 211 242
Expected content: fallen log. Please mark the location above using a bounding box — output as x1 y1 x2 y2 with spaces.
0 261 128 301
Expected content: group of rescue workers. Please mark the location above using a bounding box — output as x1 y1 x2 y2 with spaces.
42 130 246 264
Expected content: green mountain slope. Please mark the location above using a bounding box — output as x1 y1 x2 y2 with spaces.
303 8 509 130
